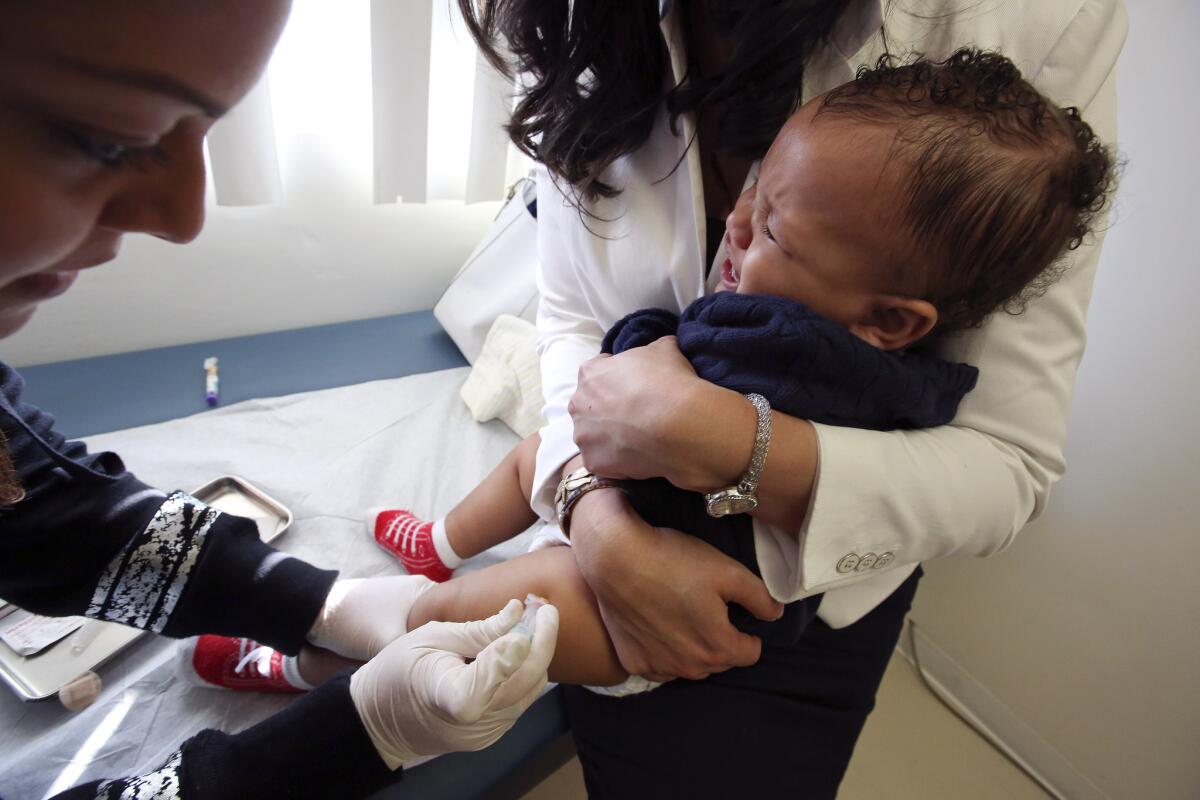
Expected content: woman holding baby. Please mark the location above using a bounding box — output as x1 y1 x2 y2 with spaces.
457 0 1125 796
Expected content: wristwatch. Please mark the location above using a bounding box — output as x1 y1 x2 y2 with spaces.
554 467 620 537
704 393 772 517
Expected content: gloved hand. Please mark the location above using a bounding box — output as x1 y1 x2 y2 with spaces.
349 598 559 769
307 576 434 661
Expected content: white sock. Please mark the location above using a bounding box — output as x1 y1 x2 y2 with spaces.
280 654 315 691
431 518 464 568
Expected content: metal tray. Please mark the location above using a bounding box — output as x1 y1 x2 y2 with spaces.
0 475 292 701
191 475 292 544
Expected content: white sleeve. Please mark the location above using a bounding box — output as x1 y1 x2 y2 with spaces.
755 0 1128 601
529 165 607 520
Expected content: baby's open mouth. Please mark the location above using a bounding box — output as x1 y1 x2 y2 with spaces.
721 257 740 288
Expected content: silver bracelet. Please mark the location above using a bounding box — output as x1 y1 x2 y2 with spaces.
704 393 771 517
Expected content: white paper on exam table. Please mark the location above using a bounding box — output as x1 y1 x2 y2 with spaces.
0 367 540 798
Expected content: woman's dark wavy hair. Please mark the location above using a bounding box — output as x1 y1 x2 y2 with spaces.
818 48 1116 331
458 0 852 201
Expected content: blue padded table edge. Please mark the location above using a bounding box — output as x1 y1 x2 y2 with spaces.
13 310 467 439
12 308 573 797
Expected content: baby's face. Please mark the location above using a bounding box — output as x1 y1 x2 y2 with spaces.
720 99 909 329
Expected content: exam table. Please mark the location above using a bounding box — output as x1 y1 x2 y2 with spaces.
1 310 573 800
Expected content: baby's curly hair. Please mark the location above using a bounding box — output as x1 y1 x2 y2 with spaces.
818 48 1115 332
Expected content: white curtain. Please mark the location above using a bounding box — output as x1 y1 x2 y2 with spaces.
206 0 521 208
205 77 282 207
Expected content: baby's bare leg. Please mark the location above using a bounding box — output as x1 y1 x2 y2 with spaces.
443 433 541 559
292 546 627 689
409 547 628 687
296 644 360 686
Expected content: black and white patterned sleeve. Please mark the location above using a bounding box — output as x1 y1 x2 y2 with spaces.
86 492 219 634
0 362 338 656
92 751 184 800
80 487 340 655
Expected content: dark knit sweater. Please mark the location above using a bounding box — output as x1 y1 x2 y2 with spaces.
602 292 979 644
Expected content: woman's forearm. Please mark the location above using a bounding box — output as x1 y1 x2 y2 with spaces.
664 380 818 534
752 410 818 531
565 343 818 534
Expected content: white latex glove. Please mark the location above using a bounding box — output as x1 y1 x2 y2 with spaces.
350 598 559 769
307 576 434 661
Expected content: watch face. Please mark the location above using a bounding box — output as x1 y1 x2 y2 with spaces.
556 470 590 509
708 493 757 517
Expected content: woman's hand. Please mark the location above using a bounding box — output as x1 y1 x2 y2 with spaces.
350 599 559 769
569 489 784 682
308 575 437 661
570 334 820 530
570 336 755 492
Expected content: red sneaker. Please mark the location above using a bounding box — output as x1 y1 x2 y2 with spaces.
189 635 304 693
369 509 453 582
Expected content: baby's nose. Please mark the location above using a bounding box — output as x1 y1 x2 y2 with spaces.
726 205 751 251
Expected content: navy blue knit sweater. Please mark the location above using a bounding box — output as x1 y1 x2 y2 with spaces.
602 292 979 644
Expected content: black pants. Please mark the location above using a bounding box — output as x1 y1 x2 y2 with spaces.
564 567 922 799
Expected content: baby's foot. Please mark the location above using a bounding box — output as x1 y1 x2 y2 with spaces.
183 635 310 693
369 509 454 582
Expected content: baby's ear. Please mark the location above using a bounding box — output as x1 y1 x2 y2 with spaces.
850 296 938 350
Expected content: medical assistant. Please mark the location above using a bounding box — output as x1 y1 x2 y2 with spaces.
531 0 1127 628
0 363 394 798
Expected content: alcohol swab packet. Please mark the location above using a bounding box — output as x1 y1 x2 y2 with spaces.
0 610 85 657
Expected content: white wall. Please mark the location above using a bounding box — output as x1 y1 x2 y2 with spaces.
909 2 1200 797
0 198 498 367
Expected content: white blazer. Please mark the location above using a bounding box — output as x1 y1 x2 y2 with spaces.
531 0 1127 628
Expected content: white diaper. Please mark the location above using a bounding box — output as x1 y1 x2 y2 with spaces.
585 674 662 697
526 523 570 552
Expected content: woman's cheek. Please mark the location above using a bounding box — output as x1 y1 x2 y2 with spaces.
0 168 97 284
0 305 38 338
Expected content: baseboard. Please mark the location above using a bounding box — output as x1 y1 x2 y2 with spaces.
897 621 1110 800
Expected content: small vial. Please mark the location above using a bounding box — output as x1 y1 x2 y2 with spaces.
59 671 102 711
513 594 548 639
204 357 219 407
